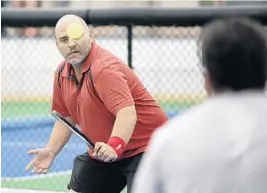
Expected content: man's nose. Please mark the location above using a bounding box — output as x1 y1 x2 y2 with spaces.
68 39 76 48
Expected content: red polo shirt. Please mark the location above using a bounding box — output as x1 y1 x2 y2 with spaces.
52 41 168 158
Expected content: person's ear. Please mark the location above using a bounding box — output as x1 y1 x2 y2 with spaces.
204 71 213 96
89 30 94 42
55 36 59 48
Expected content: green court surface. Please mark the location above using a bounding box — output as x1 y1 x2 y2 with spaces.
1 101 51 118
1 174 71 192
1 97 204 119
1 173 127 192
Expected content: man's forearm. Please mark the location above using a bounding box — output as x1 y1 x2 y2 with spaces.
46 117 74 156
110 105 137 144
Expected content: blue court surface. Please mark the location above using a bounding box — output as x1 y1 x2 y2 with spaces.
1 112 178 178
2 116 87 178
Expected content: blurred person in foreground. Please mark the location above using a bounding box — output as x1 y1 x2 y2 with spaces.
25 14 168 193
132 17 267 193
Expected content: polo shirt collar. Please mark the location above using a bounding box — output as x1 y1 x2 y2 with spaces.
61 41 98 77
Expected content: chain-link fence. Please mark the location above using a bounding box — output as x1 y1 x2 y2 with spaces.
3 5 267 192
1 24 206 192
2 25 205 113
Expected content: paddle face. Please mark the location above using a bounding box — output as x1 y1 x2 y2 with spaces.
51 111 95 150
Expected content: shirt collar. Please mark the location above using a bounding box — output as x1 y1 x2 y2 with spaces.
61 41 98 77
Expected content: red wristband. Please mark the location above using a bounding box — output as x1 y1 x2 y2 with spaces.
107 136 127 158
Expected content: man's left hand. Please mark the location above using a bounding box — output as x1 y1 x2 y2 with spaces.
93 142 118 162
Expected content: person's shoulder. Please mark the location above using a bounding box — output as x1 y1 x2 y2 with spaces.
147 105 203 156
147 99 220 161
91 45 127 81
51 60 66 80
93 45 126 71
54 60 66 74
164 99 211 125
154 99 215 141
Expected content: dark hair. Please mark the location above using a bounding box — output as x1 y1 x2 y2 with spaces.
200 17 267 91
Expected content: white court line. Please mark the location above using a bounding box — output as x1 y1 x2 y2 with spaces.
1 188 65 193
1 171 71 181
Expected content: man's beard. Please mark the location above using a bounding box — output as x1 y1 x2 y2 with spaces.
67 44 91 67
67 53 87 67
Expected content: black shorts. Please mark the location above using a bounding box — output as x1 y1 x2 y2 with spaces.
67 152 143 193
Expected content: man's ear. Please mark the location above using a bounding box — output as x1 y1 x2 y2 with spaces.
89 30 94 42
56 40 59 49
55 35 59 48
204 72 213 96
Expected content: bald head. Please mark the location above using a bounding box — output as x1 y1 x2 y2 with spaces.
55 14 89 39
55 14 93 67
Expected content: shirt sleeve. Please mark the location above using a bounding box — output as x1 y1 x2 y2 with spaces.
51 71 70 117
131 130 165 193
94 64 134 115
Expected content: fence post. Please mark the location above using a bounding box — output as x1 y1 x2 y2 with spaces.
127 25 133 69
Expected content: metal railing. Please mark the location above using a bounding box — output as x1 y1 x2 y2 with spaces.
2 6 267 68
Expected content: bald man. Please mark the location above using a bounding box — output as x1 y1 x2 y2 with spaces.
25 15 168 193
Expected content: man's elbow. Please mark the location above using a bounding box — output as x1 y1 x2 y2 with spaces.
117 105 137 123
